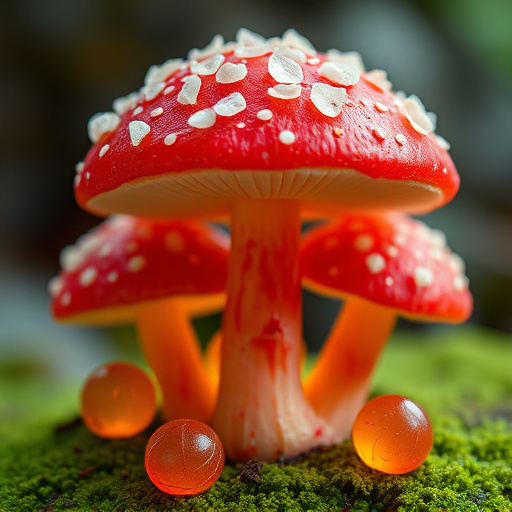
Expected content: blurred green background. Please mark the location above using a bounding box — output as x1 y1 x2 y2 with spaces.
0 0 511 384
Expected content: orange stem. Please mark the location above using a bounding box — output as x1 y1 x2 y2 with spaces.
136 298 216 423
304 296 396 440
212 200 332 462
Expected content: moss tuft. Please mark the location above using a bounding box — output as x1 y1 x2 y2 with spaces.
1 327 512 511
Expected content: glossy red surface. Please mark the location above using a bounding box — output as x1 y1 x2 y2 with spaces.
50 216 229 322
145 419 225 495
352 394 433 474
75 48 459 214
300 213 473 322
81 362 156 438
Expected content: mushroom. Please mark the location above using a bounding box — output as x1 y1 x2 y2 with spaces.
49 215 229 423
72 29 461 461
301 213 473 438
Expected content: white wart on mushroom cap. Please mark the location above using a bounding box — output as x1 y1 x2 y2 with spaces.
75 28 459 219
49 216 230 324
300 213 473 322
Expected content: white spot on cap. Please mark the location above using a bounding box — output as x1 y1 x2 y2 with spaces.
216 62 248 83
177 75 202 105
236 122 246 128
307 57 320 65
60 245 84 272
128 255 146 273
132 106 143 116
374 102 389 113
234 43 273 58
188 34 225 61
268 53 304 84
98 244 112 258
395 133 407 145
188 108 216 129
98 144 109 158
385 276 394 286
326 49 365 72
449 253 466 274
281 28 317 55
128 121 151 146
436 134 451 150
310 82 347 118
164 85 176 95
142 82 165 101
393 232 407 247
386 245 399 258
164 133 178 145
191 54 225 76
372 127 387 140
61 292 71 307
273 46 307 63
354 234 374 251
413 267 433 288
453 275 468 291
318 61 360 86
236 28 266 46
107 271 119 283
257 109 273 121
366 253 386 274
75 162 84 174
80 267 98 287
87 112 120 143
268 84 302 99
401 96 434 135
150 107 164 117
364 69 392 92
112 92 139 115
213 92 246 116
144 59 183 86
279 130 295 145
48 276 64 298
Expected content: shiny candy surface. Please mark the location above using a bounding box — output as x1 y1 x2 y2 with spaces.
352 395 433 474
81 362 156 438
145 419 225 495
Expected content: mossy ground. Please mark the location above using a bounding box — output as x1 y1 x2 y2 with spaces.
1 327 512 511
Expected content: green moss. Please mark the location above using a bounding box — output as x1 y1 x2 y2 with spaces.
1 327 512 512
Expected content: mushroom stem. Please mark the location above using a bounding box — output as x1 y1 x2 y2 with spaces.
304 296 396 440
212 200 332 462
136 298 216 423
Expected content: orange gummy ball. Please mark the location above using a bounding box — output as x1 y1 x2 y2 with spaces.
81 362 156 439
352 394 433 475
145 419 225 495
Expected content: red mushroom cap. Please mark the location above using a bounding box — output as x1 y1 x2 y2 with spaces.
49 216 229 324
300 213 473 322
75 29 458 219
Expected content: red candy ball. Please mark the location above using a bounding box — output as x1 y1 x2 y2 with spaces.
81 362 156 439
145 419 225 495
352 394 433 474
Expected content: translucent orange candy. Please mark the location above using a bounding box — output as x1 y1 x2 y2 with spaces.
81 362 156 439
145 419 225 495
352 394 433 474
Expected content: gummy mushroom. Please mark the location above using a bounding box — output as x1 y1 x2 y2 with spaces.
73 28 460 461
301 213 473 438
49 215 229 423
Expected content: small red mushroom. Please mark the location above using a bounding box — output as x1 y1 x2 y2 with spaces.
300 213 473 439
49 215 229 423
72 28 460 461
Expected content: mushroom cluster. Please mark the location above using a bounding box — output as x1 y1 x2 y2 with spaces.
52 28 472 463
